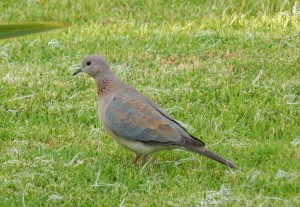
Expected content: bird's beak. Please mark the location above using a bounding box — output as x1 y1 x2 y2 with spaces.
73 68 82 76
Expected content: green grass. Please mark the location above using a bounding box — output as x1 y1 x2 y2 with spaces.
0 0 300 206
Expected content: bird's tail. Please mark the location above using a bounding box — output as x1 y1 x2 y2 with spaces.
186 146 238 169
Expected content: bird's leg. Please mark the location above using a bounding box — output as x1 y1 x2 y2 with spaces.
132 154 142 164
141 154 149 165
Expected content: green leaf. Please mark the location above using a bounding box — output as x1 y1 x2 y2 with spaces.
0 23 69 40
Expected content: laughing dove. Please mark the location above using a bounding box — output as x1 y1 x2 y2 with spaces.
73 55 238 168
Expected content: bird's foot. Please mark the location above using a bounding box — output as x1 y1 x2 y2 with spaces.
131 154 142 164
141 154 149 165
131 154 149 165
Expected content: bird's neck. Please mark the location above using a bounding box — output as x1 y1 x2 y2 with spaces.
95 75 122 96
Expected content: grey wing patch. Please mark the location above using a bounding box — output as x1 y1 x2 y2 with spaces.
105 97 144 138
105 93 184 145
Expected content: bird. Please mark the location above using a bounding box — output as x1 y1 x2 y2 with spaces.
73 55 238 169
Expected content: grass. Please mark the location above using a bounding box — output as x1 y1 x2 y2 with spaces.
0 0 300 206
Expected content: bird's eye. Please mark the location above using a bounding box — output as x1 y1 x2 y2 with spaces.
86 61 91 66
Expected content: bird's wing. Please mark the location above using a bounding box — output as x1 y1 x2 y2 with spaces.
105 92 185 145
148 100 205 147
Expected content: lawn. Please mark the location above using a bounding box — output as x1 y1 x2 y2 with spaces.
0 0 299 206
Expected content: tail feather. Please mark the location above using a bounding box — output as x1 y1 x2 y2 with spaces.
186 146 238 169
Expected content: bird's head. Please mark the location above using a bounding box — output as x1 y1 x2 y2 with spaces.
73 55 110 78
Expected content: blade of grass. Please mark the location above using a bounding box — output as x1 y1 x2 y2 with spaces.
0 23 69 40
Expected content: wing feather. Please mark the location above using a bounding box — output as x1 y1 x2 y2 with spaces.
105 93 183 145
